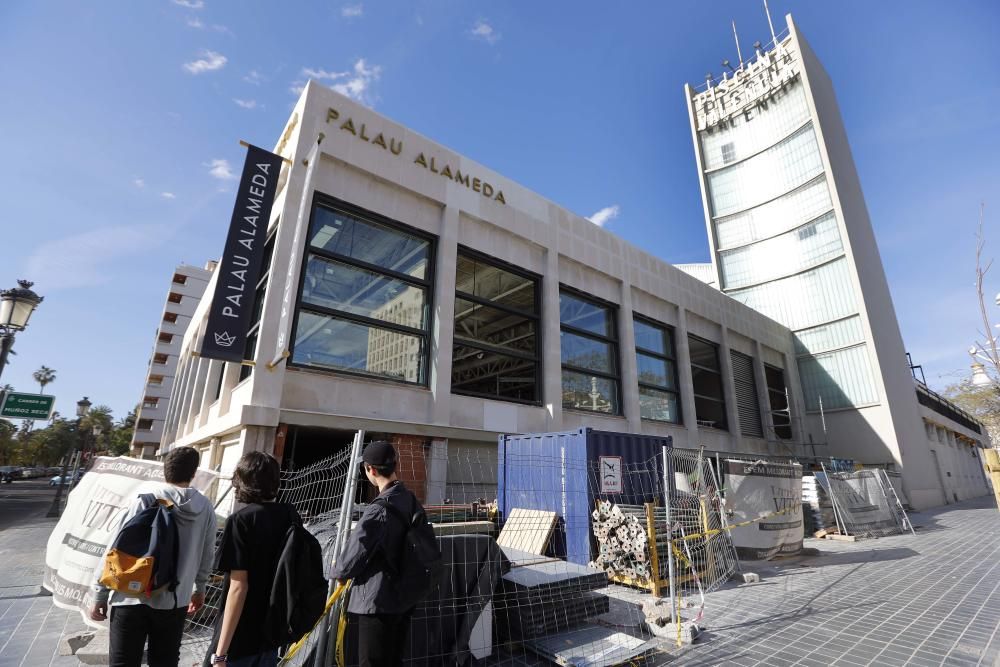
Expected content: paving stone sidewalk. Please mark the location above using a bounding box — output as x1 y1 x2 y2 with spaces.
0 514 88 667
3 491 998 666
664 495 1000 666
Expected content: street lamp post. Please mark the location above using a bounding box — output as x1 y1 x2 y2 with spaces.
46 397 90 518
0 280 44 382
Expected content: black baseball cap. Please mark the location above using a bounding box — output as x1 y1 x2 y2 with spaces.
362 441 397 467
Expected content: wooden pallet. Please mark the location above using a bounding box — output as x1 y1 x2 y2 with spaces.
497 508 558 555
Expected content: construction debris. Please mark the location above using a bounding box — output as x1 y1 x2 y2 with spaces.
588 501 666 582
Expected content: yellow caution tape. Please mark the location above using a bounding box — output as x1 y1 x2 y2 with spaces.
280 581 350 664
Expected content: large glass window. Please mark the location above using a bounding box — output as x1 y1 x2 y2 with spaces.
764 365 792 440
793 315 865 356
719 212 843 289
451 251 540 403
730 350 763 437
688 336 727 430
634 317 680 423
707 123 825 218
727 257 858 332
797 344 879 411
561 291 620 414
292 200 433 384
715 176 834 250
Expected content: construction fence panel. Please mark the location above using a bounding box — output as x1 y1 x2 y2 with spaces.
182 446 359 666
824 468 910 538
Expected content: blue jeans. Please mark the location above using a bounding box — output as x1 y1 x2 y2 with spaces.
227 649 279 667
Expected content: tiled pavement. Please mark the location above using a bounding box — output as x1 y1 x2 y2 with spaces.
0 512 88 667
665 495 1000 666
2 491 998 666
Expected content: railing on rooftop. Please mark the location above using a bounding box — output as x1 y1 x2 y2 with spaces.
915 382 983 436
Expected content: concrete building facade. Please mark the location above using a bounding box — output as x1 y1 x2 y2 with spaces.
157 81 820 508
684 14 980 508
130 262 213 459
155 15 990 510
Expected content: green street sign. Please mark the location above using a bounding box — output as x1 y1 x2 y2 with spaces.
0 392 56 420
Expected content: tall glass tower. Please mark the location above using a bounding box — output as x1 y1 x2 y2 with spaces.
685 14 943 507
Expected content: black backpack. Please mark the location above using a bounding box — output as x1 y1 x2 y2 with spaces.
99 494 180 603
376 498 444 610
265 507 328 645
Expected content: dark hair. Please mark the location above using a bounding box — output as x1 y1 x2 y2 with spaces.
164 447 200 485
366 461 396 478
233 451 280 503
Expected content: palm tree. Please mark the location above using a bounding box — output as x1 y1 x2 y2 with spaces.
33 366 56 394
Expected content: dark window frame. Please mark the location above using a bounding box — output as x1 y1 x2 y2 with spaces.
764 363 793 440
559 286 622 416
451 245 543 405
289 194 437 387
240 229 279 382
688 334 728 431
633 314 682 425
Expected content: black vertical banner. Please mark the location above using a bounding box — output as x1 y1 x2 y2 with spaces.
200 144 284 362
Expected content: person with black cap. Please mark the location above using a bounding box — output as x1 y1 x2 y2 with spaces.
331 440 424 667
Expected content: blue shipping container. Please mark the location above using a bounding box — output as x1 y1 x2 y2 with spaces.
497 428 672 565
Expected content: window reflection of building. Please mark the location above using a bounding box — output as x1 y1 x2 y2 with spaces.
292 198 432 384
560 291 620 414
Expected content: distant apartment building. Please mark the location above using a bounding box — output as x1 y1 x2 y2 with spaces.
130 262 215 459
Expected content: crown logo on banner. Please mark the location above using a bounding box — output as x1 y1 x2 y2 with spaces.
214 331 237 347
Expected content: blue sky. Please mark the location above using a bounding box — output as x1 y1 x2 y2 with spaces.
0 1 998 421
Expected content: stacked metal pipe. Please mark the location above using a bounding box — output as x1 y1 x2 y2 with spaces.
589 501 668 580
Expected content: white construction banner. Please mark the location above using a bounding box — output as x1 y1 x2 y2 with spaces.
825 469 900 536
43 457 217 622
724 460 803 560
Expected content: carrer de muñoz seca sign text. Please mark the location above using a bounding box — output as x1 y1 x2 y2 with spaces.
326 107 507 205
200 144 284 363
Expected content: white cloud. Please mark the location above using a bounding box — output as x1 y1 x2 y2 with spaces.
233 98 257 109
186 16 204 28
302 67 349 80
243 70 263 85
183 50 227 74
132 178 145 189
172 0 204 8
25 224 172 290
206 158 236 181
470 19 500 45
341 4 363 18
160 192 177 200
296 59 382 106
587 205 620 227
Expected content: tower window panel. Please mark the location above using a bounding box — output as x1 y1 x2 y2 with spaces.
718 211 843 289
707 123 825 218
700 81 810 170
797 344 879 411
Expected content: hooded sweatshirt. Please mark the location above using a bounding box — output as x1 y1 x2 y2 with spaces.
93 484 217 610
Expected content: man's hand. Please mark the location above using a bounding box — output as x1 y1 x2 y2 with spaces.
188 592 205 615
89 602 107 622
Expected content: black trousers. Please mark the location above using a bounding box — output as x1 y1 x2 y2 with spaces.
109 604 188 667
348 612 412 667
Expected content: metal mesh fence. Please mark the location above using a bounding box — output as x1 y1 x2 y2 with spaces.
182 446 360 665
823 467 914 538
180 438 783 665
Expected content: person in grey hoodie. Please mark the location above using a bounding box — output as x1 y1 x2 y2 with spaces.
90 446 217 667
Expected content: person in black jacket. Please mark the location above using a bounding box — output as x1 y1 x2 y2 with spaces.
332 441 423 667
